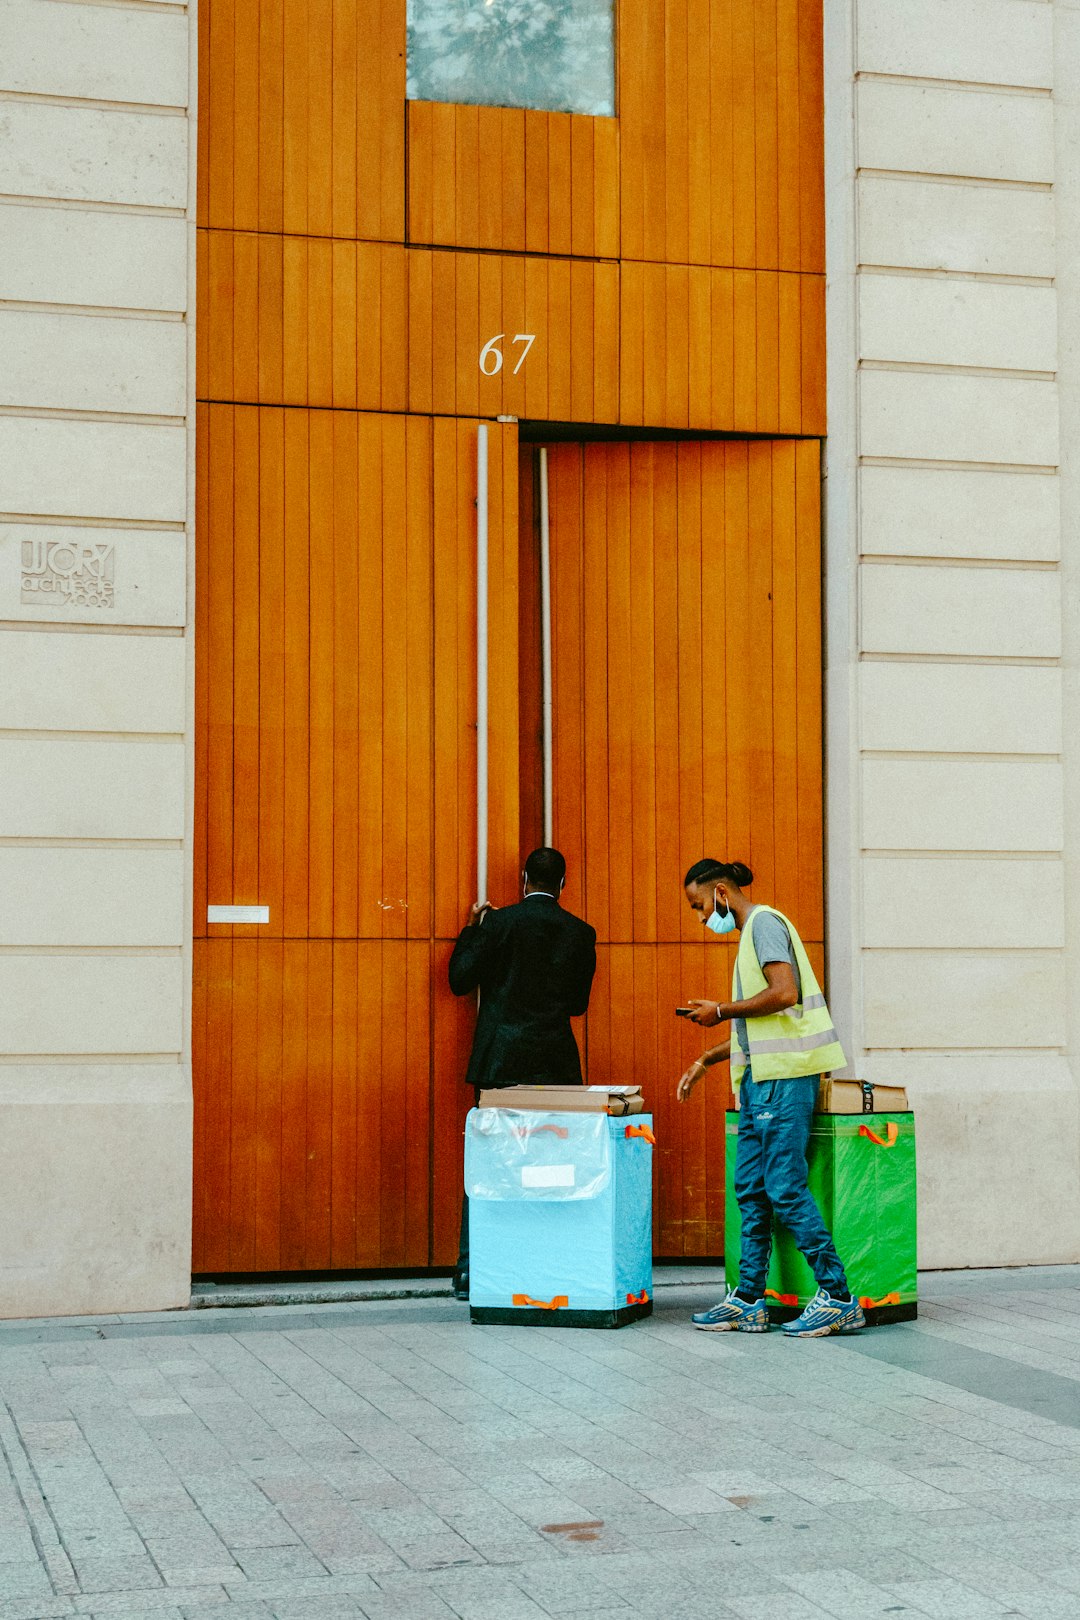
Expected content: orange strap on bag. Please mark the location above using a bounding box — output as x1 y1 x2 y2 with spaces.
625 1124 657 1145
765 1289 799 1306
626 1290 650 1305
858 1122 899 1148
859 1291 901 1308
510 1123 570 1141
512 1293 568 1310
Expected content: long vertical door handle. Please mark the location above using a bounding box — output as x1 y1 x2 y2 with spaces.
476 423 489 907
539 446 553 847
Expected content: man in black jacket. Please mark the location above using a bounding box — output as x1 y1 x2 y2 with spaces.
448 846 597 1297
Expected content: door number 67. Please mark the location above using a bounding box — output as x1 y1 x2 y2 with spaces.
479 333 536 376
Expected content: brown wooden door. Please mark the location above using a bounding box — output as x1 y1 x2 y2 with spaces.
192 408 519 1272
544 438 824 1256
193 418 823 1271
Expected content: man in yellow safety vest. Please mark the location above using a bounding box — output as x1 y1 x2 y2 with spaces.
676 858 865 1338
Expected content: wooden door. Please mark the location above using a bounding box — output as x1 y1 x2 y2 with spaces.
192 408 519 1272
545 438 824 1256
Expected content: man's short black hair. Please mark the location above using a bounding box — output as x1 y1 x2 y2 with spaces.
683 857 754 888
524 847 566 891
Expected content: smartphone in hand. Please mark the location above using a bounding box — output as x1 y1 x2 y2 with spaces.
675 1007 694 1018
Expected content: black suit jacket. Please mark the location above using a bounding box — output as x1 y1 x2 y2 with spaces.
448 895 597 1090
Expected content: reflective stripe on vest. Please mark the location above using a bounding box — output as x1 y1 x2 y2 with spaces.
729 905 847 1084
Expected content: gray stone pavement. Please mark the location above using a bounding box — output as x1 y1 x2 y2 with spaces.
1 1269 1080 1620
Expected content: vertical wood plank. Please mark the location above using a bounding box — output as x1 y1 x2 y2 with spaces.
770 441 800 922
306 0 333 237
664 0 690 266
278 942 308 1267
407 103 434 243
799 0 826 273
593 118 619 259
381 415 410 939
281 0 308 235
549 446 585 916
356 413 384 936
477 107 503 252
524 111 549 255
305 939 334 1262
207 0 235 228
731 0 756 267
501 109 526 252
332 411 360 938
628 444 657 942
580 447 609 940
570 116 595 259
517 447 544 861
228 942 258 1268
641 0 668 263
753 0 779 269
795 439 824 941
604 444 632 940
331 940 358 1265
254 940 284 1269
257 236 285 405
282 411 311 937
194 405 210 939
258 409 286 936
307 410 335 936
232 233 259 402
547 115 573 258
776 0 801 269
746 444 775 899
652 445 681 942
259 0 284 232
333 240 358 409
430 105 458 244
333 0 358 238
231 408 260 922
405 416 434 940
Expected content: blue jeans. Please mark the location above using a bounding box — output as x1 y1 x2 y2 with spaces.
735 1073 849 1298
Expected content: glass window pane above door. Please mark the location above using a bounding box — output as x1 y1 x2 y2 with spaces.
406 0 616 118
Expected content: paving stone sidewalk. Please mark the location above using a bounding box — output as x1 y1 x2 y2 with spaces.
1 1268 1080 1620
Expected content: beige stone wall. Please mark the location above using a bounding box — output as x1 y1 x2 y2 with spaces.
0 0 194 1314
824 0 1080 1266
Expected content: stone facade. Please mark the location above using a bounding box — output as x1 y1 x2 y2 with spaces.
0 0 195 1314
823 0 1080 1266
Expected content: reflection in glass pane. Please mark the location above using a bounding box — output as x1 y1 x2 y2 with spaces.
406 0 615 118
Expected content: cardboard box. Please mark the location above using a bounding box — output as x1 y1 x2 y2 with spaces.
479 1085 645 1116
817 1079 910 1115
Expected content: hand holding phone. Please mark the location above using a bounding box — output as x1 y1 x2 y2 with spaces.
675 1007 694 1018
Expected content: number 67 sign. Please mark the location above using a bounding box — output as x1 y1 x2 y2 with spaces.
479 333 536 376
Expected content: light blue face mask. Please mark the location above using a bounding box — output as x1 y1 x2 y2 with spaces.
705 888 737 936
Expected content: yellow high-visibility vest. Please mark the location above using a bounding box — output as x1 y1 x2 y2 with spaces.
729 904 846 1085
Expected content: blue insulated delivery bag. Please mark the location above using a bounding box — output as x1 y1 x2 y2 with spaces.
465 1107 654 1328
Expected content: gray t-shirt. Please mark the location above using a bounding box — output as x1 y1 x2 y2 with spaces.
734 907 801 1063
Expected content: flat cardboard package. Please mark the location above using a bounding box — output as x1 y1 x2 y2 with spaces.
817 1079 909 1114
479 1084 645 1116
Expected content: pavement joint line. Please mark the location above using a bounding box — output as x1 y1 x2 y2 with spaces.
0 1397 79 1597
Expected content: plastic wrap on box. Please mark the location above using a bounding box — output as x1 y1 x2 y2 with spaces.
467 1110 654 1328
724 1110 917 1323
465 1109 610 1201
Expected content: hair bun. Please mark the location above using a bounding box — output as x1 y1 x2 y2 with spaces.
729 861 753 886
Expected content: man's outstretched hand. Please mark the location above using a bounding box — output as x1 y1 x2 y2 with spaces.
677 1059 707 1102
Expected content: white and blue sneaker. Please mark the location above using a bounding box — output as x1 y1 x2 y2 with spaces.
691 1288 769 1332
781 1287 865 1337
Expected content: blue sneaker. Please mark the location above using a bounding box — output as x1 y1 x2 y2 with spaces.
692 1288 769 1332
781 1288 865 1337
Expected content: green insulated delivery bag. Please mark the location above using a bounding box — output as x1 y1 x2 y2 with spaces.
724 1109 917 1324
